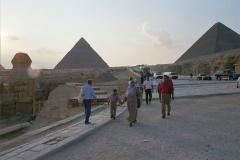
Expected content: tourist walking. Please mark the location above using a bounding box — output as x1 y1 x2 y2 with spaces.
237 76 240 88
190 73 193 81
125 81 142 127
108 89 123 120
143 76 153 104
159 75 174 118
82 79 96 124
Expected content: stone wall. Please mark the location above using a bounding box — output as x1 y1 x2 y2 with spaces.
234 64 240 73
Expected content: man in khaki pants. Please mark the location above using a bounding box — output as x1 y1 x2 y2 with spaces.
159 75 174 118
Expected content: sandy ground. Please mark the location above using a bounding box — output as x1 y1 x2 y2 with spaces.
26 84 83 132
42 94 240 160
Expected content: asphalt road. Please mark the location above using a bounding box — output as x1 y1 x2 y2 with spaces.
41 94 240 160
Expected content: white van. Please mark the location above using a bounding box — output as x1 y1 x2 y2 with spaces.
163 72 178 80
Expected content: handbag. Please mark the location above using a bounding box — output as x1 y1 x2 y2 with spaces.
78 89 84 103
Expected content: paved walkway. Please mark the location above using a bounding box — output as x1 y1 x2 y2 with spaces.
0 106 127 160
0 80 239 160
149 79 239 99
39 95 240 160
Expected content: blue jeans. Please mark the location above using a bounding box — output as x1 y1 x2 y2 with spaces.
83 99 92 123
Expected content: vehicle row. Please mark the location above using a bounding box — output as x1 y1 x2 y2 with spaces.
145 69 240 81
215 69 240 80
153 72 178 80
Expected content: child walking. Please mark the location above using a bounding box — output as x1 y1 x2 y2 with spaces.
108 89 122 120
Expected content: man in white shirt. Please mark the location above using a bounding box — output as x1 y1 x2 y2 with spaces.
237 77 240 88
143 76 153 104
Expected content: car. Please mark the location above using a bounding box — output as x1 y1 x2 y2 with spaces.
215 69 240 80
197 73 212 80
153 72 162 79
163 72 178 80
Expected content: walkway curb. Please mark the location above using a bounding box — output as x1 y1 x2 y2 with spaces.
0 104 105 150
0 105 127 160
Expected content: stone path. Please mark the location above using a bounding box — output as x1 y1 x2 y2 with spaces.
149 79 239 99
39 94 240 160
0 79 239 160
0 106 127 160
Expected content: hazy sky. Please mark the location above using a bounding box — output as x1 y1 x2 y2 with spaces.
1 0 240 69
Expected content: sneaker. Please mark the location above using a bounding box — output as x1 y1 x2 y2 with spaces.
113 117 116 120
167 113 170 116
133 120 137 123
162 116 165 119
85 122 91 125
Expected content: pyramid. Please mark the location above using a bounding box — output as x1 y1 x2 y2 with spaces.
54 38 109 69
175 22 240 63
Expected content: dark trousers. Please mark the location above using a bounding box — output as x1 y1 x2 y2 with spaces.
83 99 92 123
145 89 152 104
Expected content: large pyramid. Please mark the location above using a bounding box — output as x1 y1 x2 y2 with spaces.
175 22 240 63
54 38 109 69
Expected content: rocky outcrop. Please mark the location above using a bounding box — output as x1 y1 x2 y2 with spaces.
54 38 109 69
151 48 240 75
176 22 240 63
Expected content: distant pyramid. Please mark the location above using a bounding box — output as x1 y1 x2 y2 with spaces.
54 38 109 69
175 22 240 63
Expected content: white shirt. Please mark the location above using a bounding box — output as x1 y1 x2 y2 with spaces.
143 80 153 89
237 77 240 83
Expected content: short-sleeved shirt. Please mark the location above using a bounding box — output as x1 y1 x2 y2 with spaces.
108 94 122 103
159 79 174 94
143 80 153 89
237 77 240 83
